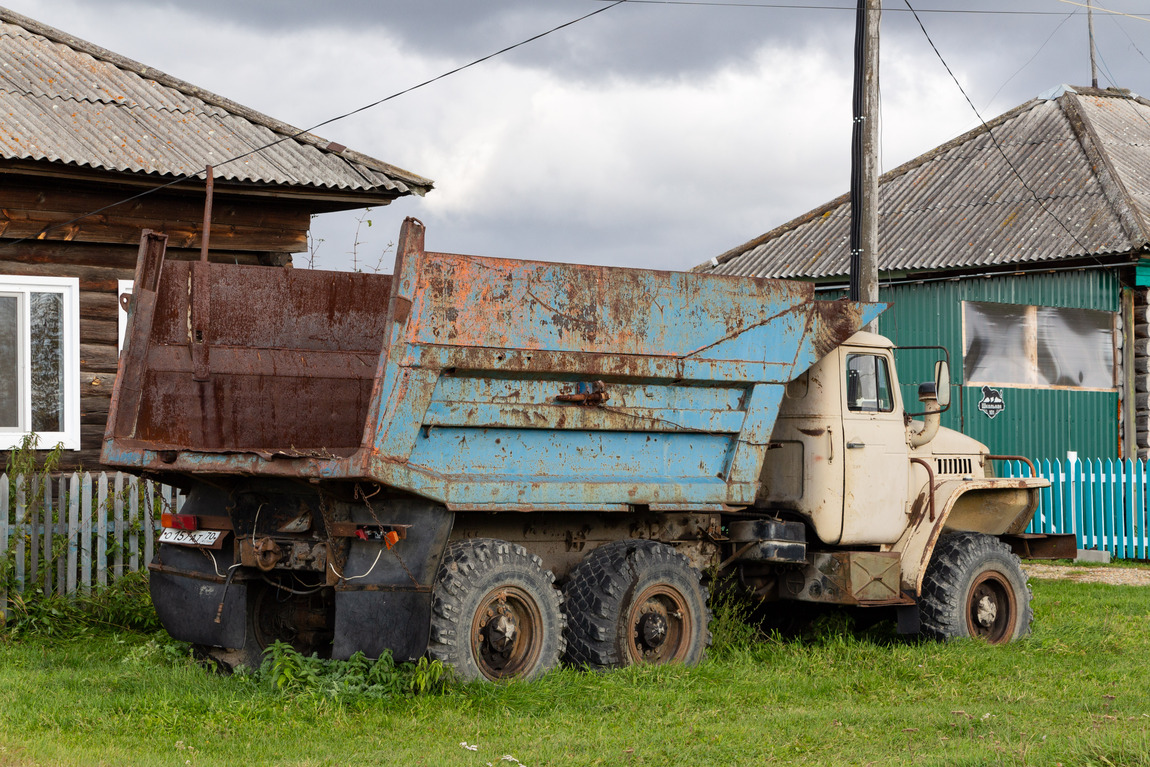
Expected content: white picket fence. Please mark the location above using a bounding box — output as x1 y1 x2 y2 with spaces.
1 471 183 617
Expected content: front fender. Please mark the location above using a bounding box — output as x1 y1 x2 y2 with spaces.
896 476 1048 594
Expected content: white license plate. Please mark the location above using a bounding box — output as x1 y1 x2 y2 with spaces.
159 528 222 547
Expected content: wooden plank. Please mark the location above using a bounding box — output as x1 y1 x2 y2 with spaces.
129 476 139 572
0 181 315 229
81 472 92 596
14 476 25 594
80 343 121 373
144 480 154 566
1126 459 1137 559
80 318 119 347
29 476 39 589
114 473 124 579
67 473 79 595
42 478 53 596
1 473 8 620
56 476 66 595
0 213 307 252
97 473 108 588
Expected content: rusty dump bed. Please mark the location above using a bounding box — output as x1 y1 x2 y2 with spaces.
103 219 883 511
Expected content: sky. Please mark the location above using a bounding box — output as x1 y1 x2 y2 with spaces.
8 1 1150 272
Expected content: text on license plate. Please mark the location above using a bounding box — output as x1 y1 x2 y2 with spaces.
159 529 222 546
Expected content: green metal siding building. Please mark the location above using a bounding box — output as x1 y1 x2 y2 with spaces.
702 85 1150 464
870 271 1122 464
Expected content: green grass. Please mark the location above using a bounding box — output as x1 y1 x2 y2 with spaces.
2 577 1150 766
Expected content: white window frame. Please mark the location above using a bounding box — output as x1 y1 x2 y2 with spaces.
0 275 81 451
117 279 133 352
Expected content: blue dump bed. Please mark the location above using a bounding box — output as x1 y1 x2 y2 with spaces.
103 218 882 511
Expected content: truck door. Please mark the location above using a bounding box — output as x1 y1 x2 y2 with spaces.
840 350 910 544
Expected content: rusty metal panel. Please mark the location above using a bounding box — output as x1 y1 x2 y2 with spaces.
104 253 391 457
105 220 884 512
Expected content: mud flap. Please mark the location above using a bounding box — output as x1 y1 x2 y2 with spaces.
149 543 248 648
332 502 454 662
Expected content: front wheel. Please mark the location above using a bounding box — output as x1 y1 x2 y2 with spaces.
428 539 565 682
563 539 711 669
918 532 1032 644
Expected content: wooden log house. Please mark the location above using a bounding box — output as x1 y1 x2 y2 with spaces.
0 8 433 470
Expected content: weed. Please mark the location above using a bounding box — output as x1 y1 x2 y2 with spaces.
706 575 759 659
2 570 159 639
254 641 455 703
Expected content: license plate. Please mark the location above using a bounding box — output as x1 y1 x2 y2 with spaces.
159 528 222 547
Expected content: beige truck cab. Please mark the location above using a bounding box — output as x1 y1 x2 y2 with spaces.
749 332 1054 643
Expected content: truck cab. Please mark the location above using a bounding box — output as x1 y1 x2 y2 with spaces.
754 331 1051 638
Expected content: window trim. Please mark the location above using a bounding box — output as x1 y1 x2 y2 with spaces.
0 275 81 451
845 352 895 413
117 279 133 352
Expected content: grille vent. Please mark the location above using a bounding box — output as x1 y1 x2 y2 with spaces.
936 457 972 476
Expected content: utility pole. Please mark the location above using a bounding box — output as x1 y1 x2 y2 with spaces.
849 0 880 329
1087 1 1099 88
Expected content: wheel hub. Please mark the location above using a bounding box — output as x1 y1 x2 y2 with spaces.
485 610 519 652
471 587 543 680
966 570 1017 643
975 595 998 627
627 584 692 664
638 612 668 649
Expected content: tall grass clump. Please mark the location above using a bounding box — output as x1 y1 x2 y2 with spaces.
250 641 455 704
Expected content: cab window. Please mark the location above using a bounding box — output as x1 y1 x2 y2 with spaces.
846 354 894 412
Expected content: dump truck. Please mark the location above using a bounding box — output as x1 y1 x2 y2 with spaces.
102 218 1060 681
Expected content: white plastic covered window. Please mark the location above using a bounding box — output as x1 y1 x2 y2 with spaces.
963 301 1115 390
0 276 81 450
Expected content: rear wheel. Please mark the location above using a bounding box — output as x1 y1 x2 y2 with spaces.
918 532 1032 643
428 539 565 682
196 579 333 672
564 539 711 669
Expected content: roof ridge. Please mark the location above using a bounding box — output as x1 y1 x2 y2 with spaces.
1059 89 1150 246
0 5 433 193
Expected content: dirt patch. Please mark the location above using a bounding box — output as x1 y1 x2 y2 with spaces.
1022 563 1150 587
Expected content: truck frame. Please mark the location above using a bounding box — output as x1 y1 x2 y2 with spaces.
103 219 1060 680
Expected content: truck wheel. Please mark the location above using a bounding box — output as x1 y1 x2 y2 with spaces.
918 532 1032 644
195 580 333 673
563 539 711 669
428 539 565 682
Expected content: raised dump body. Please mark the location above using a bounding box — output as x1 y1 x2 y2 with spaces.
104 219 1051 680
105 218 881 507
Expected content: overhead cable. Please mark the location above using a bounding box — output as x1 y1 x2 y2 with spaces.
0 1 628 251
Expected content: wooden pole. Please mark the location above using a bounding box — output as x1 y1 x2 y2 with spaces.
1087 2 1099 89
849 0 881 328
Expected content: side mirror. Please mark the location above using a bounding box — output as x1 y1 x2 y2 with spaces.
934 360 951 409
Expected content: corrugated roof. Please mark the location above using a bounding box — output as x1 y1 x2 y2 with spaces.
703 86 1150 280
0 8 433 199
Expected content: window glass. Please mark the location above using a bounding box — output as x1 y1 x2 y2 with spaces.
964 301 1115 389
846 354 894 412
30 292 64 432
1036 306 1114 389
963 302 1033 386
0 295 18 429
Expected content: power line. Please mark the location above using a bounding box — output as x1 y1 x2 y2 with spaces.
594 1 1094 14
1 0 628 251
903 0 1096 258
982 9 1080 112
1056 1 1150 24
